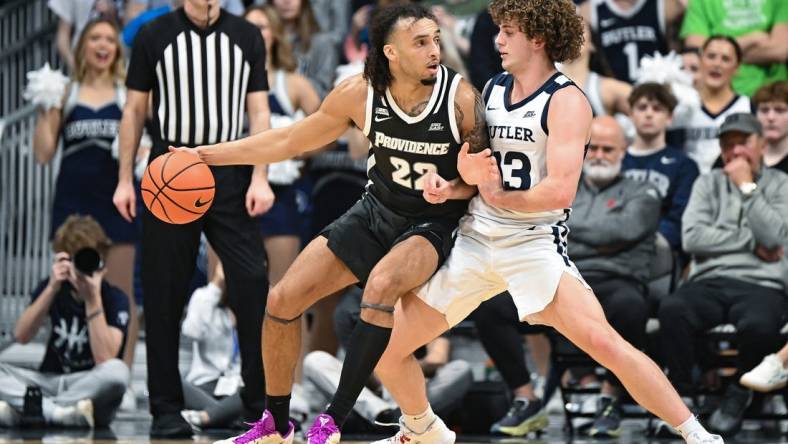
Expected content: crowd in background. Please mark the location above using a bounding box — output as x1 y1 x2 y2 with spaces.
0 0 787 440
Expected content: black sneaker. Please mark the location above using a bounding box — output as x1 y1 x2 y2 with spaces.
21 386 45 428
709 384 752 436
150 413 194 439
490 398 548 436
589 395 623 438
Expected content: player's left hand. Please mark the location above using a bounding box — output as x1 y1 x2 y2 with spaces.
422 171 450 204
246 178 275 217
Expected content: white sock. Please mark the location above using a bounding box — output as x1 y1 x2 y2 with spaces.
403 405 436 435
674 415 708 439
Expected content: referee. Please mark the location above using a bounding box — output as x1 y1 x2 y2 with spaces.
113 0 272 437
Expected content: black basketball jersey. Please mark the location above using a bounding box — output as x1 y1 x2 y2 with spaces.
363 65 467 220
590 0 668 84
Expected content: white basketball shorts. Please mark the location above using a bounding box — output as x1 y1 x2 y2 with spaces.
416 220 589 327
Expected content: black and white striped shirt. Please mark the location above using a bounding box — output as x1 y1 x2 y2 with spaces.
127 8 268 148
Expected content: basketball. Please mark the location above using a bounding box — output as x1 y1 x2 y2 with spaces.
140 151 215 224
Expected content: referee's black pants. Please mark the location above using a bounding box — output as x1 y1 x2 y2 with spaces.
142 164 268 418
658 277 787 394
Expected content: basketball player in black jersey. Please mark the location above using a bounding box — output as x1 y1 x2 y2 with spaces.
172 4 491 443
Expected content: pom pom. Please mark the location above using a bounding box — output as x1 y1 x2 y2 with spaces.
636 51 700 130
636 51 693 87
23 63 70 111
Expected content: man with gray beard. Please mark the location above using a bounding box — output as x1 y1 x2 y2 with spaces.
567 116 662 438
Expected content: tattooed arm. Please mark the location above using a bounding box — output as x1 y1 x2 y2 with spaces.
453 79 496 186
455 79 489 153
422 79 493 202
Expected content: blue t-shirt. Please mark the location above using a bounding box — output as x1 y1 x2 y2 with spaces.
622 146 700 250
31 279 130 374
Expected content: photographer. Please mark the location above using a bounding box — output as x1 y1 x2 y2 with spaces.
0 215 129 428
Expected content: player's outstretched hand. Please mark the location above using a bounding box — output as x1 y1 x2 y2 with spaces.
457 142 497 185
422 171 450 204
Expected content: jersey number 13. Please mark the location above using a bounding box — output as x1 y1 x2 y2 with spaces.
493 151 532 190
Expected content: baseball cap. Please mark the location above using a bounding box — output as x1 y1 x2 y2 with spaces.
719 113 762 137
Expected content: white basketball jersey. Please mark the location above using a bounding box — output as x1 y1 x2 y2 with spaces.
684 95 751 173
465 72 579 235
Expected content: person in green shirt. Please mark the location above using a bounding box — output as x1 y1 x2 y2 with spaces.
681 0 788 97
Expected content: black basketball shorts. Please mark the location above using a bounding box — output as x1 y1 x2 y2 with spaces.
319 192 458 284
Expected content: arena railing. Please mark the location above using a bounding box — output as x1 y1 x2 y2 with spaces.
0 105 60 349
0 0 60 118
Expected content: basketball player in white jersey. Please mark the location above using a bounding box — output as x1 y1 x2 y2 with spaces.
371 1 724 443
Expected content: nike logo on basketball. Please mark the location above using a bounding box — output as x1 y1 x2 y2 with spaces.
374 115 393 123
600 18 616 27
487 106 500 111
195 197 212 208
660 156 676 165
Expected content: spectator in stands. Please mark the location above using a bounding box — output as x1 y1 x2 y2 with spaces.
303 288 472 431
32 18 140 379
580 0 685 84
0 215 129 428
684 36 751 174
622 83 699 252
179 265 245 430
681 0 788 97
49 0 121 72
753 81 788 174
566 115 662 438
271 0 338 98
468 9 500 92
659 112 788 436
559 22 632 117
680 47 702 89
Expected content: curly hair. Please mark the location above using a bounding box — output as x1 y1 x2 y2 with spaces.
52 215 112 257
363 3 437 95
489 0 583 63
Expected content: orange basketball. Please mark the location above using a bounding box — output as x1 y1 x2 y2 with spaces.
140 151 215 224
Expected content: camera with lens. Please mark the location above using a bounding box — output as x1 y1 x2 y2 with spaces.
73 247 104 276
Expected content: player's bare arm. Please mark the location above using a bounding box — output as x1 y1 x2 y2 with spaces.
184 75 369 166
434 79 493 198
423 79 489 203
479 86 592 211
